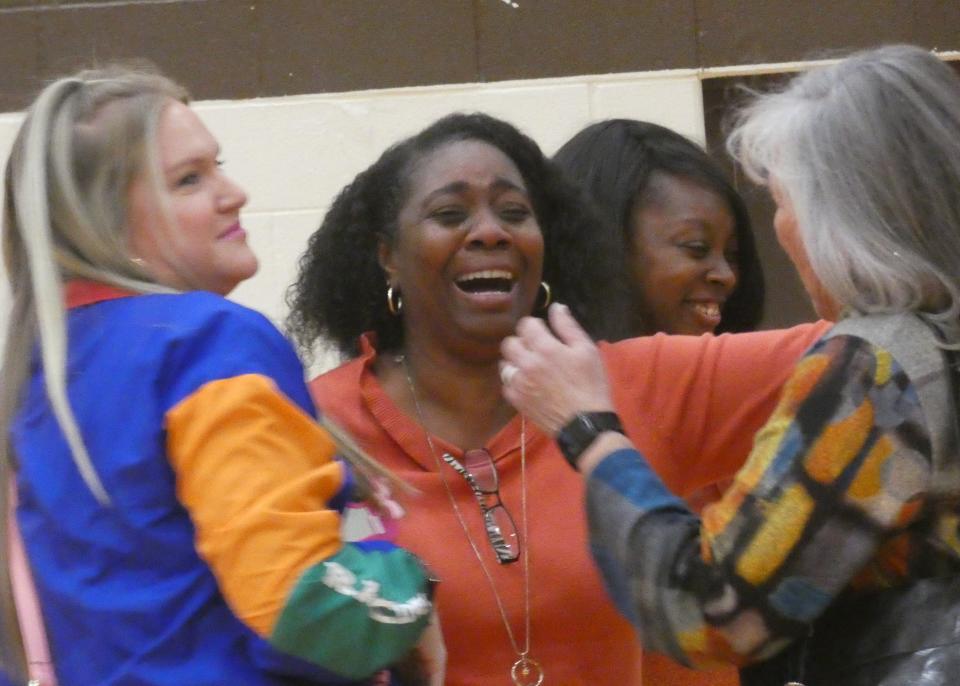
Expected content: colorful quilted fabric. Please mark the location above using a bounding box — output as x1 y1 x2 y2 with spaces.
587 333 960 669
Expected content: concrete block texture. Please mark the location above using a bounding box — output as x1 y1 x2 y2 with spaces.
589 74 705 145
0 69 706 357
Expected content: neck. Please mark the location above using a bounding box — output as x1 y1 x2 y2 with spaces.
379 341 516 449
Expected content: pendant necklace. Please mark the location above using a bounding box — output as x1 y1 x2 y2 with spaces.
400 356 543 686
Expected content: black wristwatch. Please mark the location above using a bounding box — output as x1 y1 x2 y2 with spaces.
555 411 625 470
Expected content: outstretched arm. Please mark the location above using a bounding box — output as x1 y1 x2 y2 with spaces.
502 304 931 667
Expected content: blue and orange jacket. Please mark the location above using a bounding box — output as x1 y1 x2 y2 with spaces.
9 282 431 685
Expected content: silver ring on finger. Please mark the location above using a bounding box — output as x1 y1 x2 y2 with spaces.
500 363 519 386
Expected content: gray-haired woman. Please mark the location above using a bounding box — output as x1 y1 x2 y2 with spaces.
501 44 960 686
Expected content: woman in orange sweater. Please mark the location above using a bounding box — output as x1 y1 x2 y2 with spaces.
287 112 826 685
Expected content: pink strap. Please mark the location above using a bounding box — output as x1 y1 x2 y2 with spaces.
7 481 57 686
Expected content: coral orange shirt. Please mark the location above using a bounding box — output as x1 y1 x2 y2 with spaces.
310 322 829 685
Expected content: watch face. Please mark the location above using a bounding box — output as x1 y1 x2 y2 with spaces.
556 413 624 469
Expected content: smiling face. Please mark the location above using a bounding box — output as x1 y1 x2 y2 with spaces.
630 172 739 335
379 139 544 357
127 99 256 295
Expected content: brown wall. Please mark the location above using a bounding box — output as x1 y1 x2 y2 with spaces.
2 0 957 330
1 0 957 111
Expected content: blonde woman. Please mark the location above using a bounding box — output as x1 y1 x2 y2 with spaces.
0 66 439 685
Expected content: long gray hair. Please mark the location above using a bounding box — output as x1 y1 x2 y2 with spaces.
728 45 960 341
0 65 187 682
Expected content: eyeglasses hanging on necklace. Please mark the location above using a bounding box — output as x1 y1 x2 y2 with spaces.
442 449 520 565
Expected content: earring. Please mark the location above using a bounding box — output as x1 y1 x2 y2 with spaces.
387 285 403 316
538 281 552 310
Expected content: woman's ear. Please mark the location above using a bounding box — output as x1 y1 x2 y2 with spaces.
377 238 398 286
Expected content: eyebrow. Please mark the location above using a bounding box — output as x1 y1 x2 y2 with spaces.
420 177 527 208
673 215 738 231
164 146 221 176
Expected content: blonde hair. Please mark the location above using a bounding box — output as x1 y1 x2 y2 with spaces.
0 64 188 681
0 65 407 681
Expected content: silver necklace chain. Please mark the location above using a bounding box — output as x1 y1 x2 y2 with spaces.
399 356 543 685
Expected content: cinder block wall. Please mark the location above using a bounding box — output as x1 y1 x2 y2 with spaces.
2 0 956 371
0 68 705 373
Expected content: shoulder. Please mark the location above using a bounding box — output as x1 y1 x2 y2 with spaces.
130 293 311 412
812 314 937 384
138 291 285 344
147 292 300 380
309 357 371 429
309 334 379 409
811 316 947 434
791 332 888 388
781 327 922 431
823 313 947 382
311 356 365 393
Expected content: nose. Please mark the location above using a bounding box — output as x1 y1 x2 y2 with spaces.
217 171 248 213
707 255 737 292
466 208 511 249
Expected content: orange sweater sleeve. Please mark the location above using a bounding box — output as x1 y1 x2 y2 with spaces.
601 321 832 497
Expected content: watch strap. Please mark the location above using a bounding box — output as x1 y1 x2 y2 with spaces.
555 411 625 470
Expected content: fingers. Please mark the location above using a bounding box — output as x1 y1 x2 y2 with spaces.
501 332 535 369
501 304 595 378
511 305 595 356
514 313 558 349
501 310 551 364
499 362 519 387
498 343 542 398
547 303 593 347
499 302 612 436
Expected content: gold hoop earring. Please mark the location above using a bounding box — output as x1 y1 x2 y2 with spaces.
387 286 403 316
538 281 552 310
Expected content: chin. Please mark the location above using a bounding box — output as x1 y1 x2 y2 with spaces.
670 322 712 336
461 321 518 349
216 267 259 296
234 258 260 284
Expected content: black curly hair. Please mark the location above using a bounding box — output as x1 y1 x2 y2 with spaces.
553 119 765 336
286 112 633 360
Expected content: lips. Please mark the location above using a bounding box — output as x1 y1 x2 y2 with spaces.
217 222 245 240
691 302 721 321
685 300 724 331
455 269 516 295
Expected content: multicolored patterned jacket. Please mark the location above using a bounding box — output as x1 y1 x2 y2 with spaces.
587 328 960 669
10 282 431 685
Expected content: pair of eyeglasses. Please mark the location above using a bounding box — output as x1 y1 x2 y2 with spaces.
442 449 519 564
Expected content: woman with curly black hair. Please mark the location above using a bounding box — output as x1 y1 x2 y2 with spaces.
288 113 826 685
287 113 632 360
554 119 764 337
